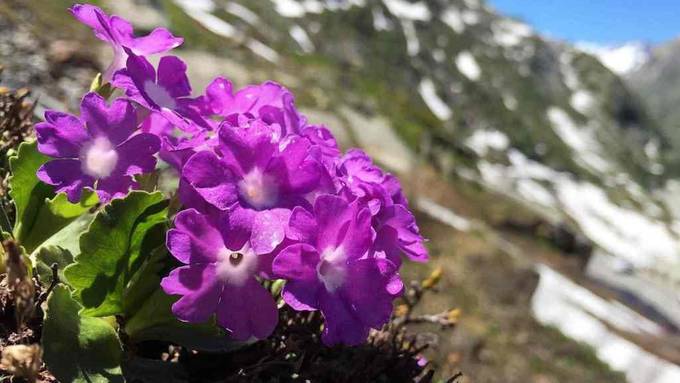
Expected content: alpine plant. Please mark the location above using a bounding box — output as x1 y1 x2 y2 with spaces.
35 3 428 346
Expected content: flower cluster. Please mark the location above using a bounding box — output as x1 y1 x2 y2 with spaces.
36 4 427 345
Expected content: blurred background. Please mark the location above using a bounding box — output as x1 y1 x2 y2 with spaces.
2 0 680 382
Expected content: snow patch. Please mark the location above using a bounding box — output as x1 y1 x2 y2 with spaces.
455 51 481 81
547 107 610 173
416 197 472 232
372 6 393 31
401 20 419 56
532 264 680 383
577 42 650 75
418 78 452 120
290 25 314 53
491 19 532 48
571 90 595 114
466 129 509 156
271 0 306 17
382 0 431 21
246 40 280 63
441 7 464 34
502 93 518 110
225 2 259 25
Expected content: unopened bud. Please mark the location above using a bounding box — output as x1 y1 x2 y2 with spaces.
422 266 443 290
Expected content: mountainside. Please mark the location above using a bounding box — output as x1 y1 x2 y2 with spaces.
3 0 680 381
628 38 680 171
158 0 679 272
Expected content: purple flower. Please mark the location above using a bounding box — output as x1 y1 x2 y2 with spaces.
181 116 322 254
113 51 207 131
337 149 427 263
273 195 403 345
161 208 278 341
196 77 305 136
140 112 216 170
35 92 160 203
70 4 182 81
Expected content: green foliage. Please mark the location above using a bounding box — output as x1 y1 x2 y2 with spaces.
64 191 168 317
9 141 99 253
9 141 50 245
42 285 124 383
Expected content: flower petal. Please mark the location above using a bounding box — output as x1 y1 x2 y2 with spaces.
96 175 136 203
35 112 89 158
80 92 138 145
250 209 290 254
167 208 225 264
114 133 160 176
272 243 319 281
129 28 183 56
157 56 191 99
183 151 238 210
37 159 94 203
161 264 221 323
216 278 278 340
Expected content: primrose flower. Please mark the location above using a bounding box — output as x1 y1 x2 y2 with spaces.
35 92 160 203
70 3 182 81
182 116 322 254
273 195 403 345
337 149 427 263
113 52 207 131
161 208 278 341
196 77 305 136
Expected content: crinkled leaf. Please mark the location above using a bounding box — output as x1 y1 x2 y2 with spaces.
124 288 245 352
9 141 51 246
64 191 168 316
35 245 74 285
9 141 99 252
42 285 124 383
22 191 99 253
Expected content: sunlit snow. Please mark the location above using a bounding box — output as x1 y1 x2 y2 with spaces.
418 78 452 120
455 51 481 81
441 7 464 34
382 0 431 21
577 42 650 75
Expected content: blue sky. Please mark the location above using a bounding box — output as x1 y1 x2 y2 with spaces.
489 0 680 44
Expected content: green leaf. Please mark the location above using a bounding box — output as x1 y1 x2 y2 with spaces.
124 289 244 352
64 191 168 316
9 141 50 244
35 245 74 285
22 191 99 253
42 285 124 383
9 141 99 253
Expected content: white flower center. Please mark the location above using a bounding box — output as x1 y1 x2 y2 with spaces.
143 80 177 109
238 168 278 210
316 247 347 293
216 244 258 286
81 136 118 178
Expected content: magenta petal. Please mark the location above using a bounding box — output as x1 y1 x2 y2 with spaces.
281 281 320 311
37 159 93 203
183 151 238 210
161 264 221 323
216 278 278 340
130 28 183 56
167 209 224 264
114 133 160 175
286 207 317 243
341 258 397 328
70 4 116 43
95 175 136 203
272 243 319 281
81 93 138 145
250 209 290 254
319 293 368 346
35 113 89 158
157 56 191 98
